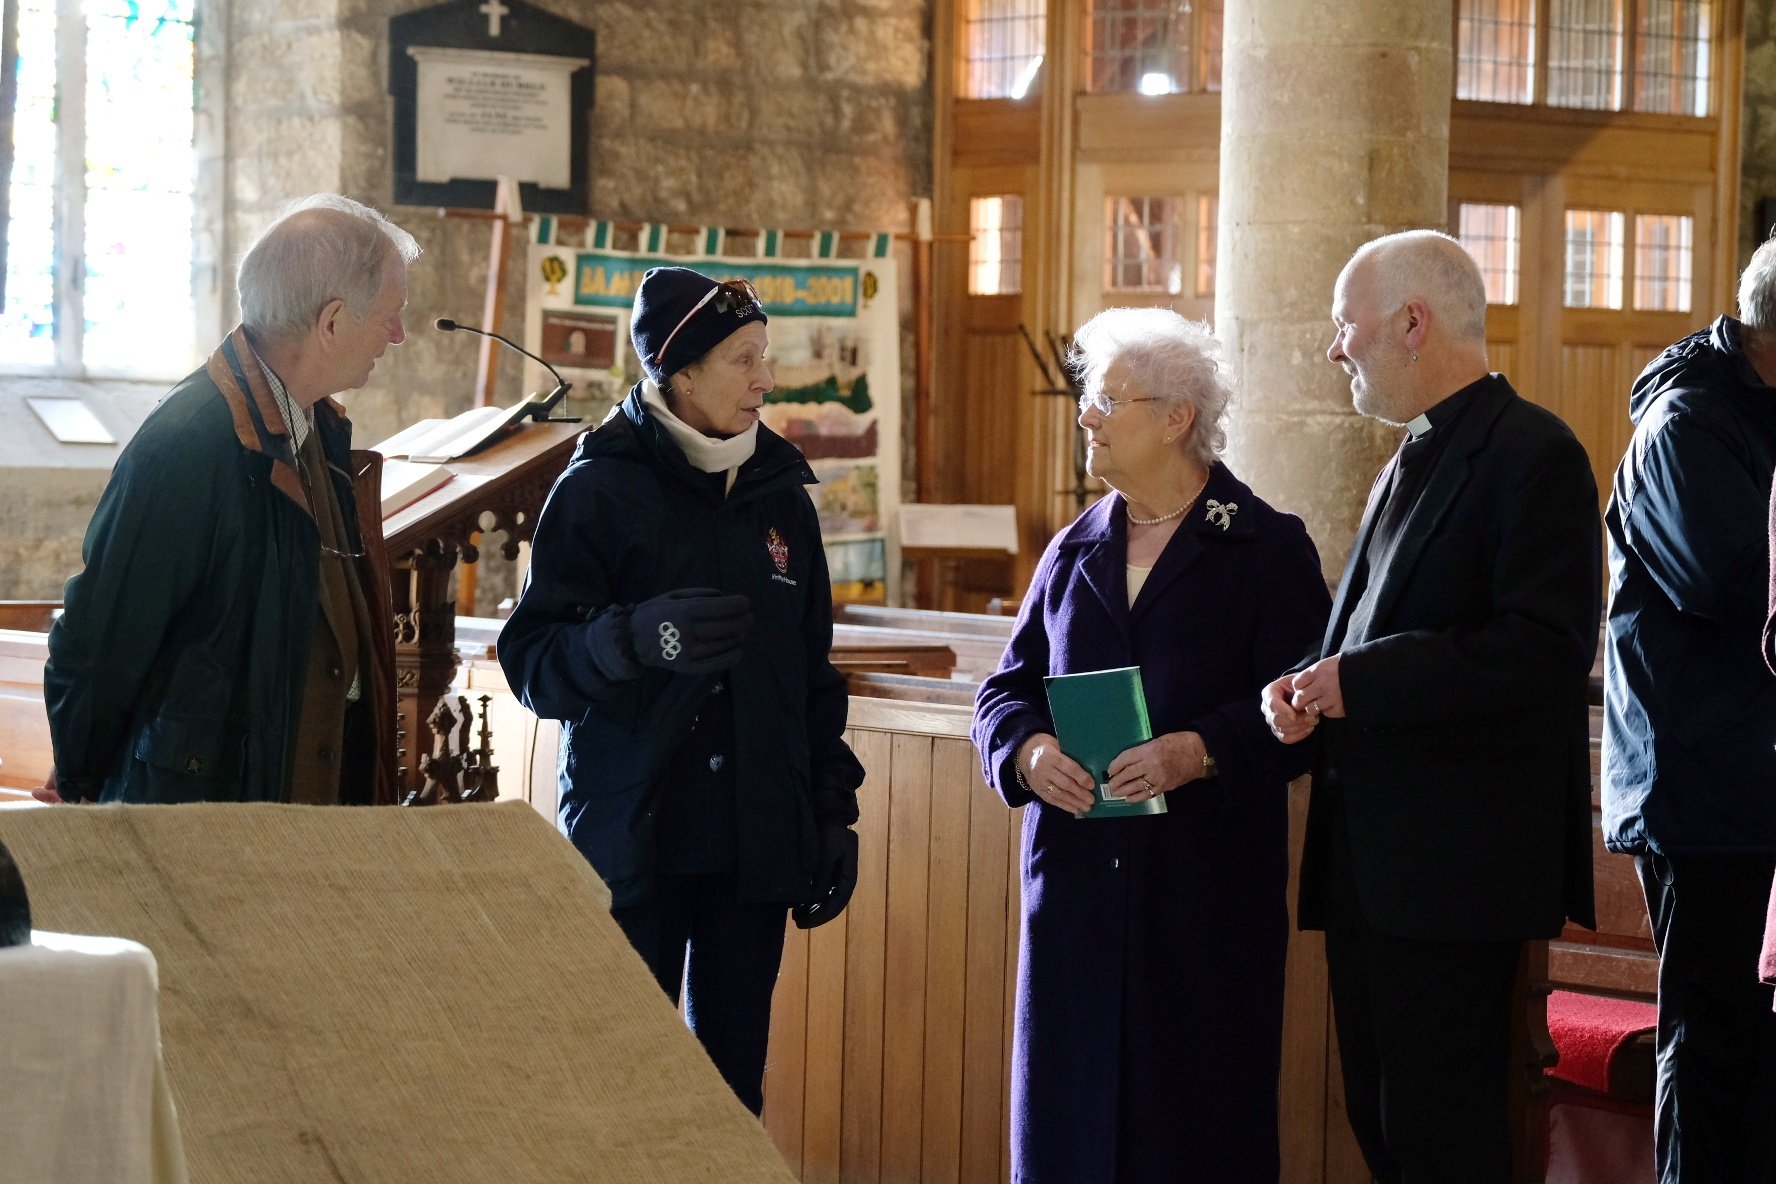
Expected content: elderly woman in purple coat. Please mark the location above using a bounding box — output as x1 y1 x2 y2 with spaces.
973 308 1331 1183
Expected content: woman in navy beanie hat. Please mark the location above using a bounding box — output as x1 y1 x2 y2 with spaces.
499 264 865 1115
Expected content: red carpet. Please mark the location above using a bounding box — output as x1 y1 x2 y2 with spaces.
1547 990 1657 1095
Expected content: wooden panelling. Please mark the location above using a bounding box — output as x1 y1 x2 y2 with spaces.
958 331 1026 509
762 706 1022 1184
1075 92 1221 162
1278 778 1330 1183
952 101 1042 168
1553 342 1633 505
1451 104 1720 182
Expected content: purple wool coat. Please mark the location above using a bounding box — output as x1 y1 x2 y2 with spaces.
973 463 1331 1184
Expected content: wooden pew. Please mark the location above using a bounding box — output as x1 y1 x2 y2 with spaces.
0 628 51 800
833 606 1014 681
0 601 59 632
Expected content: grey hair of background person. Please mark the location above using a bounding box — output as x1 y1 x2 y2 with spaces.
1346 228 1489 343
1067 307 1232 467
1738 234 1776 333
236 193 423 347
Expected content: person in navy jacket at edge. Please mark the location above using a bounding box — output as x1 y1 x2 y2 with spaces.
499 266 865 1116
1608 235 1776 1184
972 307 1331 1183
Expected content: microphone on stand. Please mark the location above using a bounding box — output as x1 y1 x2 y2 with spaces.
434 318 576 422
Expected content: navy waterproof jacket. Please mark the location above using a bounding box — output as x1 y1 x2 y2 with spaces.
498 386 863 907
1603 316 1776 855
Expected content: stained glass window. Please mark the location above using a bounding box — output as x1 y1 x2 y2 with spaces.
2 0 197 377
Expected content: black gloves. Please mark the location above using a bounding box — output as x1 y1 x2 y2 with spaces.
792 823 859 930
586 587 753 680
628 587 753 673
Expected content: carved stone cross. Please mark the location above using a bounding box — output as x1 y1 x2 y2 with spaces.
479 0 509 37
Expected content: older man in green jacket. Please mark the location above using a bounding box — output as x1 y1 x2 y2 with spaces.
42 194 417 806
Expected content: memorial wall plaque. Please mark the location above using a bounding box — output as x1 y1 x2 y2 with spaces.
389 0 596 213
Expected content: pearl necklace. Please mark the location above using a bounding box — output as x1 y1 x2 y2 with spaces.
1126 473 1210 526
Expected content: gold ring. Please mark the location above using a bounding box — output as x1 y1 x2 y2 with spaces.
1140 776 1154 793
1309 700 1321 715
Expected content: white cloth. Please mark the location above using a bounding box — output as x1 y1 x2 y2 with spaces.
0 932 189 1184
641 379 758 492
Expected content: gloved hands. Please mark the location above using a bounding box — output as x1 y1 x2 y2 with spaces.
792 823 859 930
628 587 753 674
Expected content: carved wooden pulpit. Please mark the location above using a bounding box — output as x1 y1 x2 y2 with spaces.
382 418 583 803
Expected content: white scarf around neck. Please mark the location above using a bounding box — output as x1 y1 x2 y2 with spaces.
641 380 759 491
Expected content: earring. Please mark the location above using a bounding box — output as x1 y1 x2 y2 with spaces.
1410 351 1419 362
1163 435 1174 444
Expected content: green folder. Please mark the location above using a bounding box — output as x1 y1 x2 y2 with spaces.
1042 665 1166 819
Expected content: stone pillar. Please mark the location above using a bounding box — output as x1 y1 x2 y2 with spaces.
1215 0 1453 576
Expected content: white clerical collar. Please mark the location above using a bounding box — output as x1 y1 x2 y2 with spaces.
1405 413 1433 440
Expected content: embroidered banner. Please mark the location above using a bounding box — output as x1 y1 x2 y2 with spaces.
523 228 901 602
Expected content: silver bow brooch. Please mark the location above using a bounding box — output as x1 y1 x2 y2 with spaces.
1205 499 1238 531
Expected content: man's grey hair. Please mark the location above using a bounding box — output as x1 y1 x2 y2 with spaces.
1347 229 1489 342
1738 234 1776 333
1068 307 1232 467
237 194 421 345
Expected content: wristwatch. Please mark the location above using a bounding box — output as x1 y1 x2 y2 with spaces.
1202 751 1218 778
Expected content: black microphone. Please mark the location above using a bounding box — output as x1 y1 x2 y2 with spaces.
435 317 574 421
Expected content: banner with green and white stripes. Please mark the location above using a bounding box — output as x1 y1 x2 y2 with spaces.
523 219 901 602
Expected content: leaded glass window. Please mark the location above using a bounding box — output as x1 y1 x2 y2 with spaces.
1083 0 1221 95
1633 213 1693 312
1 0 198 378
1457 203 1521 306
968 195 1024 295
963 0 1047 100
1456 0 1536 104
1634 0 1712 116
1105 196 1183 294
1564 209 1626 309
1547 0 1625 111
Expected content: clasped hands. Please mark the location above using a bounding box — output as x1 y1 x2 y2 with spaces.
1260 654 1344 745
1017 730 1210 815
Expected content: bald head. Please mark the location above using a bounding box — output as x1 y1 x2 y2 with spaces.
1342 230 1489 344
1328 230 1493 425
237 193 420 347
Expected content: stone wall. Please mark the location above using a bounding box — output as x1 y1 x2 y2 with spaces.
225 0 932 607
1743 0 1776 268
225 0 932 447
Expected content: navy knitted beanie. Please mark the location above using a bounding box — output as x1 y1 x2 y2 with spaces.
629 265 769 384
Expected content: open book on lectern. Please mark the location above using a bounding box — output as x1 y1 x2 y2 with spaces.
373 388 561 465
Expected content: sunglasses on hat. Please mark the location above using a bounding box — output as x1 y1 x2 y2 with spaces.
652 279 764 371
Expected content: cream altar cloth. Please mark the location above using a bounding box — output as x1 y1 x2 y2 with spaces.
0 931 189 1184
